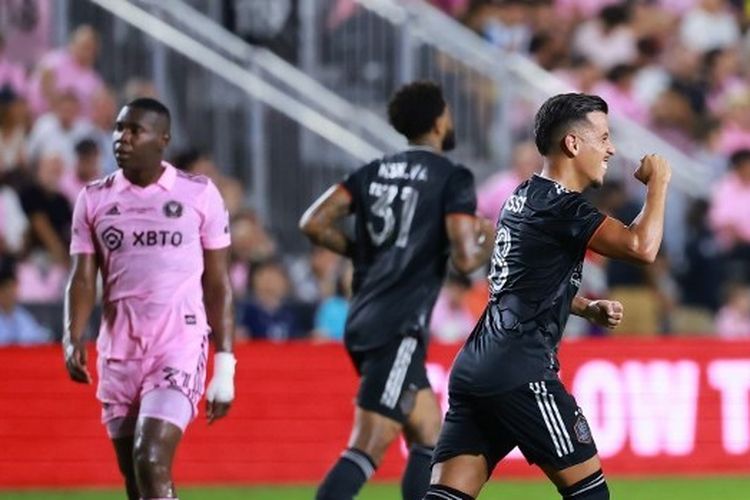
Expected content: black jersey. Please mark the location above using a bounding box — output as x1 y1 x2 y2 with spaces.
450 174 605 395
341 148 476 352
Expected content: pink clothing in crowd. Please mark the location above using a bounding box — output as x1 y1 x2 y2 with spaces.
555 0 620 18
70 162 230 358
59 169 88 207
477 172 525 221
708 172 750 248
716 122 750 156
591 82 649 125
28 49 103 117
715 307 750 339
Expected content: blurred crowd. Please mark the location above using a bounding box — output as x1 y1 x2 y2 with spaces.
3 0 750 346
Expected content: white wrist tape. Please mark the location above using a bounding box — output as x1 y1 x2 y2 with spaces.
206 352 236 403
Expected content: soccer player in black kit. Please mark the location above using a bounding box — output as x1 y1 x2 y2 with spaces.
425 93 672 500
300 81 495 500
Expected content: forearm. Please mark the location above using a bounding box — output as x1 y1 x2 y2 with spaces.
627 181 668 261
571 295 593 318
305 225 354 258
63 280 96 345
205 283 234 353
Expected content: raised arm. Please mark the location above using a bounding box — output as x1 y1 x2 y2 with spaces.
588 154 671 265
445 214 495 274
63 253 98 384
202 247 235 423
571 295 623 329
299 184 354 258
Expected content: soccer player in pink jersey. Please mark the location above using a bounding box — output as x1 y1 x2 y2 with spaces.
63 98 236 500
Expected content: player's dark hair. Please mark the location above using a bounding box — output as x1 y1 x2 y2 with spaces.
533 93 608 156
388 81 446 141
729 149 750 170
125 97 171 130
0 256 16 286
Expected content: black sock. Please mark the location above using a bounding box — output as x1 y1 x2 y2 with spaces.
424 484 475 500
558 469 609 499
316 448 376 500
401 444 434 500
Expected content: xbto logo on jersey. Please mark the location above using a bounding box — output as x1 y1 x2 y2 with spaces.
101 226 124 251
133 230 183 247
163 200 183 218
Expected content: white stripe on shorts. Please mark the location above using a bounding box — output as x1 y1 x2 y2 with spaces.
530 382 574 458
380 337 418 409
542 381 574 455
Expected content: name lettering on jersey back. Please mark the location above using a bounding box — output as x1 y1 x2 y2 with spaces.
504 195 527 214
369 182 399 198
377 162 428 182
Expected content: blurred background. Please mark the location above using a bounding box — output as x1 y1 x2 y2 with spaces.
0 0 749 498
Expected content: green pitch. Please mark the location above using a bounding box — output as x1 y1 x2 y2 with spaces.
2 477 748 499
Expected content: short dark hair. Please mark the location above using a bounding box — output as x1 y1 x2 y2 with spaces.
125 97 171 130
729 149 750 169
533 93 608 156
388 81 446 141
75 138 99 157
171 149 204 172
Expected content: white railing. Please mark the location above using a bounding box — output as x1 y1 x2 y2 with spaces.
89 0 390 163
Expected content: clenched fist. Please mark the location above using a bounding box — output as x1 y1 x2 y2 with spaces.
634 154 672 186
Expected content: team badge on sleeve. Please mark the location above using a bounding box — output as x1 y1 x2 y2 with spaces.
163 200 183 218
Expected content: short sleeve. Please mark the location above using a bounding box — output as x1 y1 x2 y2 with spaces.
444 166 477 216
69 190 95 255
551 194 606 253
200 181 231 250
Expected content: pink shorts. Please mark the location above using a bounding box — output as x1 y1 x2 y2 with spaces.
96 334 208 436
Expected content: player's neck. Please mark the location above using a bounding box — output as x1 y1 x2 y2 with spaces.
122 163 165 187
409 137 442 152
540 162 587 193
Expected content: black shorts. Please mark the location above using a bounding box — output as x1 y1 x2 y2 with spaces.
347 336 431 423
433 379 597 472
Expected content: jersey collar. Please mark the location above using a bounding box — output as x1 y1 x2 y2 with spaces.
113 161 177 193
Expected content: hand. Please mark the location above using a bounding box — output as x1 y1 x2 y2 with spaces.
634 154 671 186
584 300 624 329
206 352 236 424
63 337 92 384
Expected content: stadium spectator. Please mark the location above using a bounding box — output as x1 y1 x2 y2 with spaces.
59 138 101 206
312 262 352 342
715 283 750 339
715 88 750 155
88 86 118 174
228 209 277 299
0 257 52 345
237 259 307 341
288 245 342 304
477 140 541 221
592 64 649 124
18 152 72 266
26 90 93 170
171 149 245 217
679 0 739 53
27 24 103 118
0 86 29 173
709 148 750 281
572 4 638 71
0 176 28 256
0 33 28 97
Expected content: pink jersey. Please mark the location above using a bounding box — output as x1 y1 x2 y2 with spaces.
70 162 230 358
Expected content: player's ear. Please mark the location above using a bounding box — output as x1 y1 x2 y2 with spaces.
562 133 579 158
161 132 171 148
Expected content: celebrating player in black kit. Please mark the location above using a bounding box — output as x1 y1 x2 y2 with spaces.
425 93 672 500
300 81 495 500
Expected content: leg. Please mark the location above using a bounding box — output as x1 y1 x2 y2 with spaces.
401 388 442 500
316 406 402 500
427 454 488 499
133 388 194 499
111 432 139 500
541 455 609 499
133 416 182 499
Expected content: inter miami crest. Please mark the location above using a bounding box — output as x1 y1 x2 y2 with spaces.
163 200 183 218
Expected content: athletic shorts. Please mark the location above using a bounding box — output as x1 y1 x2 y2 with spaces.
433 379 598 473
347 336 431 423
97 334 208 432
